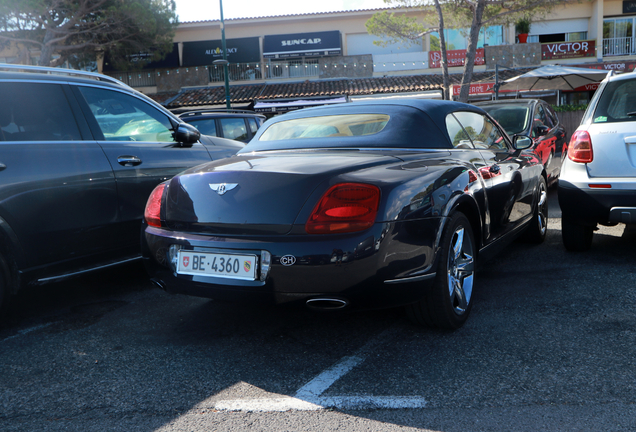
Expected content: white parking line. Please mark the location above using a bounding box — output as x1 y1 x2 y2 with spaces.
294 355 364 399
213 327 428 412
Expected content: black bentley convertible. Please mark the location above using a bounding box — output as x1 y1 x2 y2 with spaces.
142 99 547 329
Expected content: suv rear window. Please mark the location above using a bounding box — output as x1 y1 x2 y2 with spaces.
592 78 636 123
0 82 82 142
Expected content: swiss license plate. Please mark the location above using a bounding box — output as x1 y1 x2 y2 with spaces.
177 251 257 281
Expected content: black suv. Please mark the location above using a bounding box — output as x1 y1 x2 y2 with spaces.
0 64 243 316
178 110 266 142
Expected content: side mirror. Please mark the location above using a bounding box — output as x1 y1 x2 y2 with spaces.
174 122 200 145
514 135 533 150
535 125 550 136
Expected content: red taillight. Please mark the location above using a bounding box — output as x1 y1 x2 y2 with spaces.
568 131 593 163
306 183 381 234
144 184 166 228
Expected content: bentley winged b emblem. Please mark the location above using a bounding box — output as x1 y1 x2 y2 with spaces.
209 183 238 196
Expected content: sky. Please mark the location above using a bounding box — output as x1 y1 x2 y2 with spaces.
174 0 389 22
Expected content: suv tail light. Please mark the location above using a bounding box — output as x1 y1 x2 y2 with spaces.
145 183 166 227
306 183 381 234
568 131 593 163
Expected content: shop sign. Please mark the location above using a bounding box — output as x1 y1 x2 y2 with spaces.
573 61 636 72
182 37 260 66
567 83 600 92
429 48 485 68
263 31 341 59
541 40 595 60
624 1 636 13
452 82 495 96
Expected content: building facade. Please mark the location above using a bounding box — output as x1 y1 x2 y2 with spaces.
2 1 635 109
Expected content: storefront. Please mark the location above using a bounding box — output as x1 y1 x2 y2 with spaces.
181 37 261 66
263 31 342 59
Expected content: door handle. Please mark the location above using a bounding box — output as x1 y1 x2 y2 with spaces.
117 155 142 167
0 163 5 172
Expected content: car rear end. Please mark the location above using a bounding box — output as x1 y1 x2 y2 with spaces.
558 72 636 250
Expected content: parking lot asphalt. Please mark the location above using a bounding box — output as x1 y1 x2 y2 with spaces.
1 188 636 432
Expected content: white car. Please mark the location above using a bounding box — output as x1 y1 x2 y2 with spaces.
558 70 636 251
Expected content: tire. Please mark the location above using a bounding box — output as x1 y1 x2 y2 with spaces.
523 176 548 244
562 218 594 251
0 255 10 322
406 212 476 330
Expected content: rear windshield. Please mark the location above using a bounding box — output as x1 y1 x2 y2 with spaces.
480 105 530 135
593 78 636 124
258 114 390 141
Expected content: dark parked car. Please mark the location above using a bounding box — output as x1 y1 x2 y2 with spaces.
476 99 566 186
559 70 636 251
142 99 548 329
0 64 243 316
178 110 266 142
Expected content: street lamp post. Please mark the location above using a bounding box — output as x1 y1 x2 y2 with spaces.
218 0 231 111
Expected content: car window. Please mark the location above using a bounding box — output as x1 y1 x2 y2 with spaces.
247 117 259 134
592 78 636 123
188 119 218 136
545 104 559 127
0 82 82 142
531 105 550 138
220 118 248 141
453 111 507 150
540 104 554 128
78 86 175 142
259 114 390 141
445 114 473 148
480 105 530 136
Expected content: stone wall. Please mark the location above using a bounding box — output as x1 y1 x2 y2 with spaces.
319 55 373 79
485 43 541 70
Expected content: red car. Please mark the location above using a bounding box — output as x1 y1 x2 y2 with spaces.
477 99 567 186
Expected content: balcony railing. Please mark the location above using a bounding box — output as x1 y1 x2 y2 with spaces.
209 61 320 82
209 63 263 82
603 37 636 56
107 71 157 87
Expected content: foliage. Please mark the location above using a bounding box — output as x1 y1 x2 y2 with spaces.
366 0 578 102
515 17 531 34
0 0 178 69
553 103 588 112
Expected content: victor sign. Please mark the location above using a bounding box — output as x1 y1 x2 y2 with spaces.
541 40 595 60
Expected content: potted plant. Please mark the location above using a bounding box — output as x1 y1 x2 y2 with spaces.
515 18 531 43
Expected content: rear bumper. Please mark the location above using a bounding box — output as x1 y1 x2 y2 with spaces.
558 180 636 225
142 219 443 310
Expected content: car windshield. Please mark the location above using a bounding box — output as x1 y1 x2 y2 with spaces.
592 79 636 123
258 114 390 141
480 105 530 135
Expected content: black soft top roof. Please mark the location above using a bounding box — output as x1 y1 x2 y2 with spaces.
243 99 487 153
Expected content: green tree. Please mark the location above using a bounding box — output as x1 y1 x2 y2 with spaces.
0 0 178 69
367 0 579 102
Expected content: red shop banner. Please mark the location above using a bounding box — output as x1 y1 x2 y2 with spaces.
429 48 485 68
452 82 495 96
573 61 636 72
541 40 596 60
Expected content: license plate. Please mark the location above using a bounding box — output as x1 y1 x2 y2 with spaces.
177 251 257 281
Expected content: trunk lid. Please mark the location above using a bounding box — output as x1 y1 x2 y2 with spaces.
586 122 636 178
163 150 403 235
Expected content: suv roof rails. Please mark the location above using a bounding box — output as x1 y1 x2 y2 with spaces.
179 108 261 117
0 63 130 88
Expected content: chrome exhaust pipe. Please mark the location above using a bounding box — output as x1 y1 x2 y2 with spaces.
150 278 167 291
306 298 349 310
